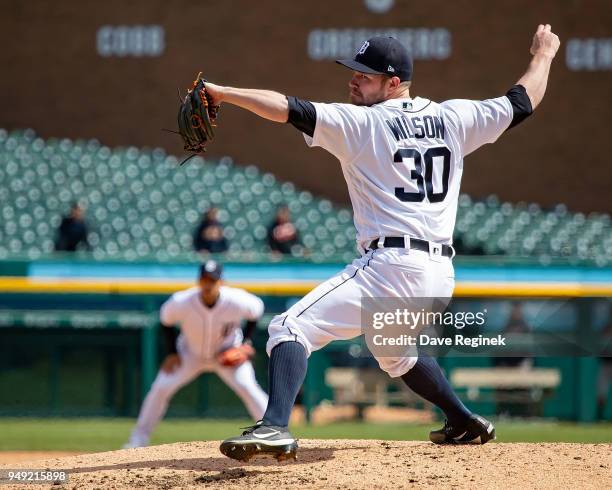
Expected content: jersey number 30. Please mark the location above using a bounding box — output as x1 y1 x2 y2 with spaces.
394 147 451 203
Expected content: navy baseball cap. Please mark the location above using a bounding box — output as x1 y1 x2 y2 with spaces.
336 36 413 81
199 260 223 280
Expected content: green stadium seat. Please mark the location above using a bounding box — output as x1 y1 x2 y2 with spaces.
8 238 23 253
214 165 230 180
333 235 348 248
298 191 313 205
15 195 28 210
268 190 283 205
250 182 266 196
301 233 315 248
0 131 608 265
234 217 248 232
294 216 308 232
245 209 260 224
252 225 266 241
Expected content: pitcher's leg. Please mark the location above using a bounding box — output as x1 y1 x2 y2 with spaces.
262 260 369 427
220 257 369 461
401 356 471 426
393 257 493 444
262 341 307 426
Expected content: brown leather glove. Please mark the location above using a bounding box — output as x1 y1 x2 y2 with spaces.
175 72 220 163
160 353 181 373
216 343 255 367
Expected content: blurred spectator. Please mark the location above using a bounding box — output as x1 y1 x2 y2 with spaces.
452 234 486 255
493 301 533 369
55 202 90 252
267 205 299 254
493 301 533 417
193 207 228 253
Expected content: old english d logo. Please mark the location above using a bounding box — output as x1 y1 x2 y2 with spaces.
357 41 370 55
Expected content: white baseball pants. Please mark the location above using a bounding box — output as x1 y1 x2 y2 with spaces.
128 346 268 446
267 247 455 378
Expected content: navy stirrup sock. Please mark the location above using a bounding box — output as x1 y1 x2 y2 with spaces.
401 356 472 426
262 341 307 428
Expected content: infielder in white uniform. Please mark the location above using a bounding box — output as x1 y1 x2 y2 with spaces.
204 25 560 461
124 260 268 448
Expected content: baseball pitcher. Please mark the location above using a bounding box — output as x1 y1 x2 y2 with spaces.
203 25 560 461
124 260 268 448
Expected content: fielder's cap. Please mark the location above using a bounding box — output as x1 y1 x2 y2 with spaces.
199 259 223 280
336 36 413 81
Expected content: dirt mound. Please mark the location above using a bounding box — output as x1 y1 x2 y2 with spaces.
0 452 83 464
1 440 610 489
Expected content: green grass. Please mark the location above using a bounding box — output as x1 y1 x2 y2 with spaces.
0 418 610 452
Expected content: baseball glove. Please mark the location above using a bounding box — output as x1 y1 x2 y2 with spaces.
174 72 220 165
216 343 255 367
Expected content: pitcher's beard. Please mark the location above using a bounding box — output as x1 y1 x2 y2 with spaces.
349 92 383 106
348 93 366 106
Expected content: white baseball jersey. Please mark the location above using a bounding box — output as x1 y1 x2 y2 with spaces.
160 286 264 359
304 96 513 249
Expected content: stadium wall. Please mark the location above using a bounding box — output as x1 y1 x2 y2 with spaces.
0 258 610 421
0 0 611 212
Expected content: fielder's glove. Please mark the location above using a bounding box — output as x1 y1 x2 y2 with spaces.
174 72 219 164
216 343 255 367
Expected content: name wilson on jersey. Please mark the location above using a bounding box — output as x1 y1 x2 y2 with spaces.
385 114 445 142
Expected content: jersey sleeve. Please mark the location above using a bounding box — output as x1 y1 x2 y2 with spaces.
303 102 372 163
441 96 513 157
237 291 265 321
159 295 181 326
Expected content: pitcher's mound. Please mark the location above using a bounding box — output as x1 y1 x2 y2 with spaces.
1 440 610 489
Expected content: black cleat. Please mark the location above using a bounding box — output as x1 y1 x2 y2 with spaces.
220 422 298 462
429 414 496 445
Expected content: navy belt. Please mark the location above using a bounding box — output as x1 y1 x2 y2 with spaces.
369 237 455 258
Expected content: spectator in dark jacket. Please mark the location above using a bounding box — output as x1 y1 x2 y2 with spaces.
267 205 299 255
55 202 90 252
193 207 228 253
